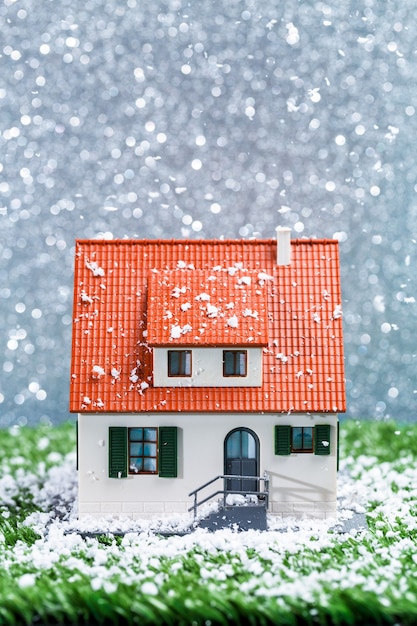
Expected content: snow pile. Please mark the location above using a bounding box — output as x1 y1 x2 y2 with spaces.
1 436 417 618
86 260 105 277
1 450 371 540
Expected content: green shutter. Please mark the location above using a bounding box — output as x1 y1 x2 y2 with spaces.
159 427 178 477
109 427 128 477
274 425 291 455
314 424 331 456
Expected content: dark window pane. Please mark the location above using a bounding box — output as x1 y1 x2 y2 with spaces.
226 431 241 458
241 431 256 458
130 428 143 441
143 442 157 457
291 426 313 452
130 443 143 456
223 350 247 377
130 458 143 472
169 351 180 375
168 351 191 376
304 428 313 448
224 351 234 376
292 427 303 450
144 428 157 442
144 458 157 472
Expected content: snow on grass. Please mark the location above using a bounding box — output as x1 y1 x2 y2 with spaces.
0 420 417 624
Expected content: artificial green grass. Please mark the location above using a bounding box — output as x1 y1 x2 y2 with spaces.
341 418 417 462
0 419 416 625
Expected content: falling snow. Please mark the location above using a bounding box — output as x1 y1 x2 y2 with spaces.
0 1 417 425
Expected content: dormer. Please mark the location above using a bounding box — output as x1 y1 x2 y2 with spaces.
146 268 269 387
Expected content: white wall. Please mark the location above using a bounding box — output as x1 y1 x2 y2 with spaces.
78 412 338 520
152 347 263 387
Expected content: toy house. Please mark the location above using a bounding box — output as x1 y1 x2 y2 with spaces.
70 228 345 521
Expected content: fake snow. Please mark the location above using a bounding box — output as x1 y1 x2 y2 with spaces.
3 428 417 616
129 370 139 383
195 292 210 302
286 22 300 46
141 581 159 596
170 324 192 339
37 437 50 451
176 261 195 270
170 325 182 339
80 290 93 304
91 365 105 379
206 303 219 318
86 260 105 277
225 494 259 506
18 573 36 589
333 305 343 319
257 272 273 284
171 286 187 298
4 416 417 606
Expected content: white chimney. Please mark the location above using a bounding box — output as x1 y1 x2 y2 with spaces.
276 227 291 266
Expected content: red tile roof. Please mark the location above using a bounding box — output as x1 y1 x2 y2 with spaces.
147 269 269 346
70 238 345 414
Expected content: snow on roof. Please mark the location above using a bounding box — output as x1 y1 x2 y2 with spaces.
70 238 345 413
147 269 269 346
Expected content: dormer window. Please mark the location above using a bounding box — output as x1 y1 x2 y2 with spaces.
154 346 261 387
223 350 247 377
168 350 192 377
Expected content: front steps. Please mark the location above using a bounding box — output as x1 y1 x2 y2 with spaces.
197 504 267 531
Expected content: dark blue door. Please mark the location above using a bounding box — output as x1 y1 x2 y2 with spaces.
224 429 259 493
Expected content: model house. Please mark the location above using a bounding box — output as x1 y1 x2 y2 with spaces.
70 228 345 520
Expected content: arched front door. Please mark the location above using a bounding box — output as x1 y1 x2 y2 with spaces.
224 428 259 493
